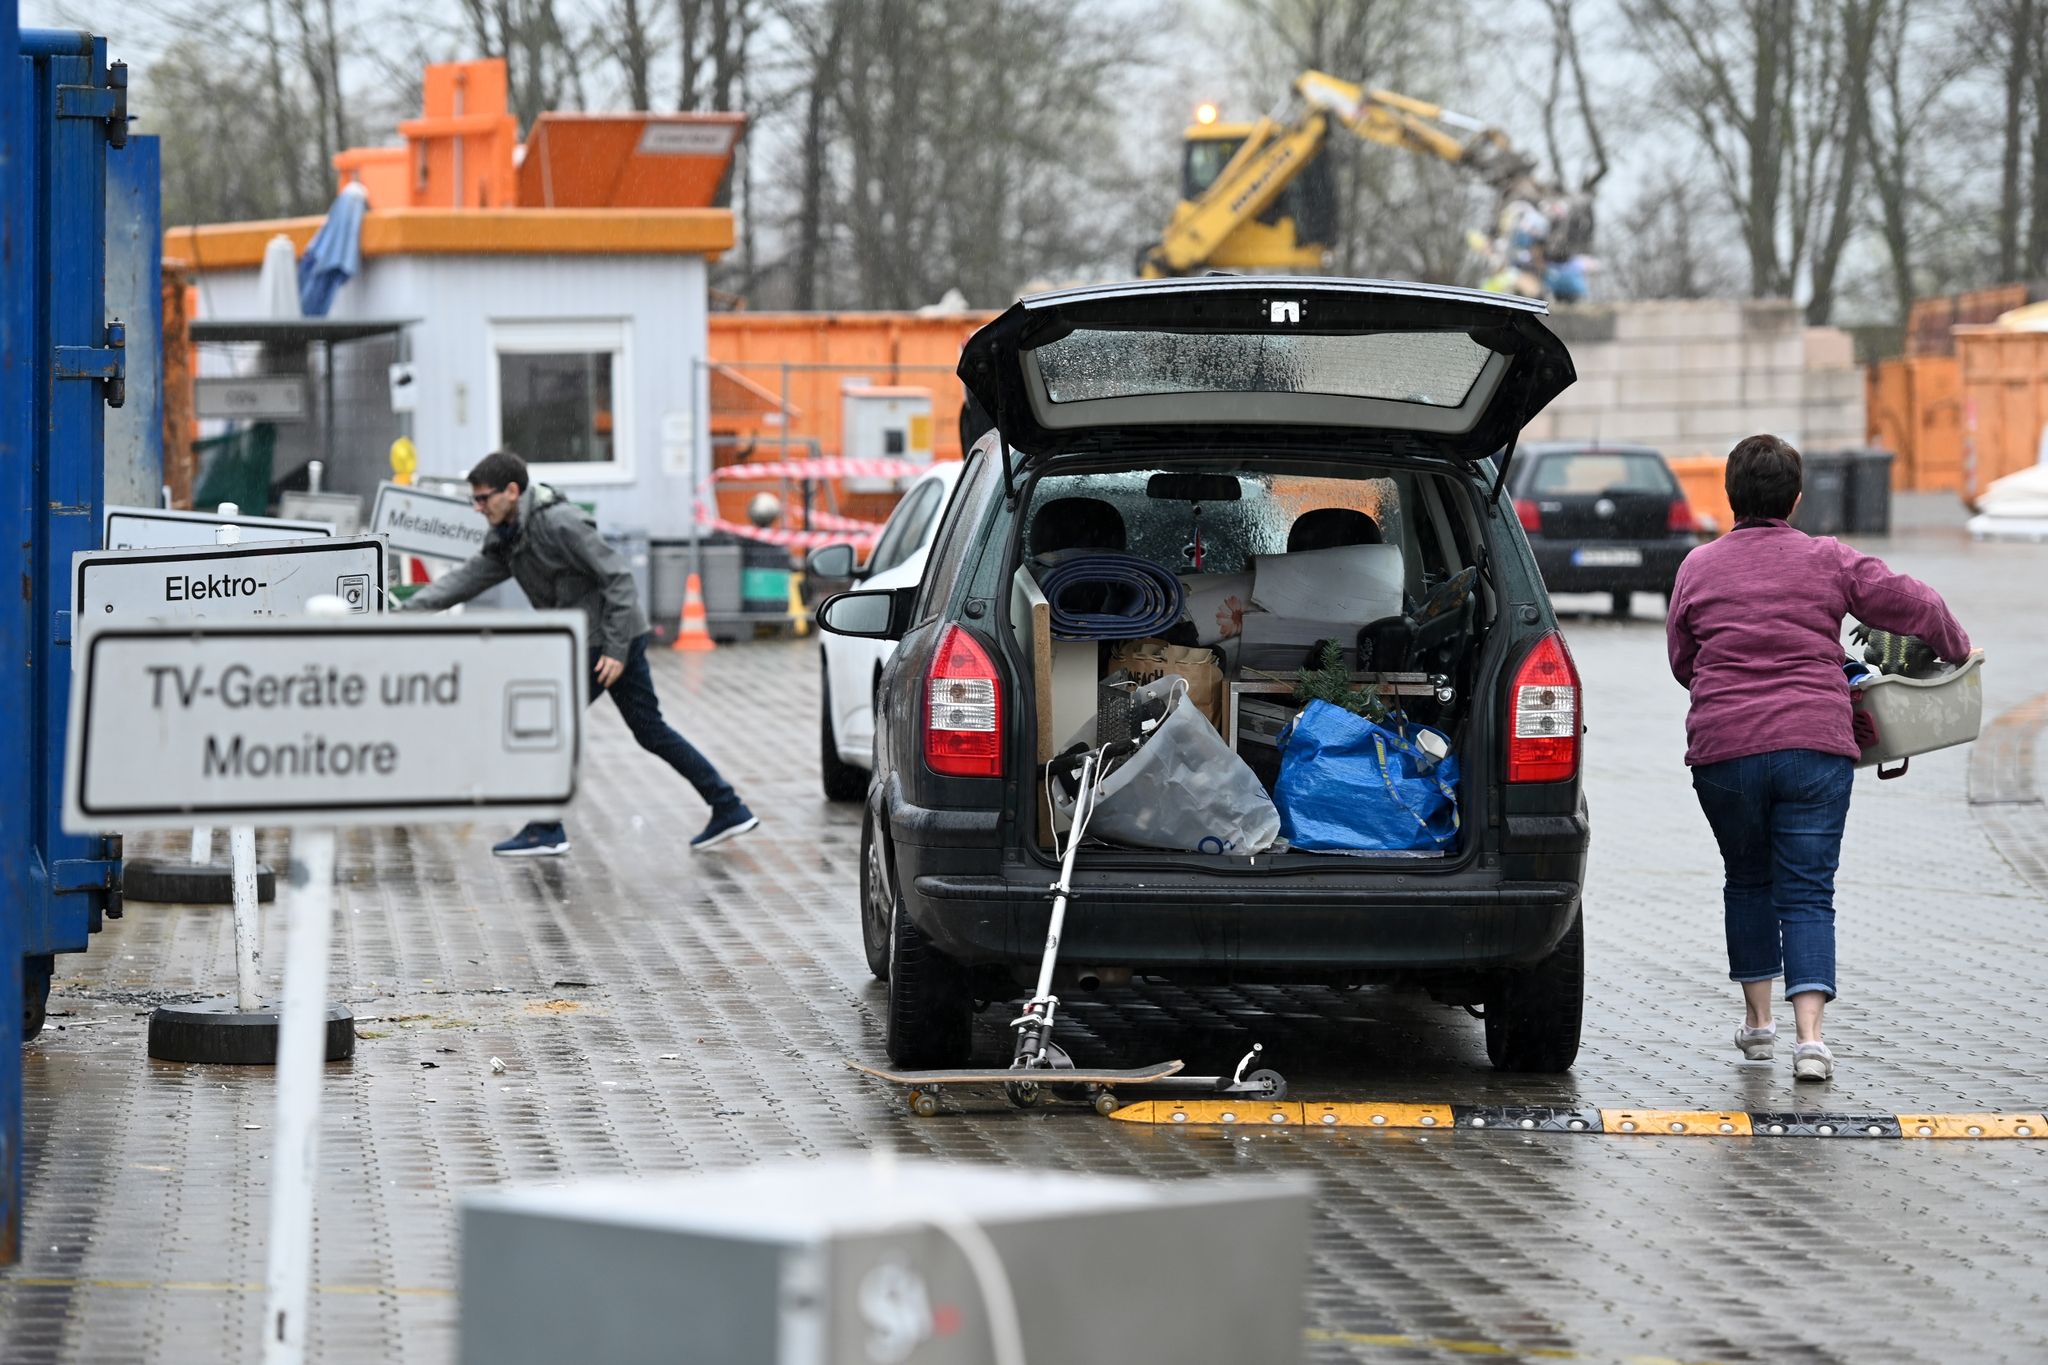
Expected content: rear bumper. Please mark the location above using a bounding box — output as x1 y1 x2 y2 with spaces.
1530 538 1691 594
905 872 1583 974
887 795 1585 977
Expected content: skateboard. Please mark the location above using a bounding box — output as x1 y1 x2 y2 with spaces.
847 1058 1186 1117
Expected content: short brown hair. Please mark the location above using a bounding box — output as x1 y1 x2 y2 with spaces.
1724 435 1801 521
467 449 529 493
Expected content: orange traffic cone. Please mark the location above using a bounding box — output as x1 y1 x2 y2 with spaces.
672 572 716 652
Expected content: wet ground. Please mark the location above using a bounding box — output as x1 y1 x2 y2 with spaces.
4 495 2047 1363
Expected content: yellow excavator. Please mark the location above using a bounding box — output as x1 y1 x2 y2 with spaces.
1138 70 1545 279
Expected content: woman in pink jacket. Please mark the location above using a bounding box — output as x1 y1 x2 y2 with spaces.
1666 435 1971 1082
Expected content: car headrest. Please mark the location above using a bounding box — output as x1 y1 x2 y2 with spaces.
1032 496 1127 554
1287 508 1382 552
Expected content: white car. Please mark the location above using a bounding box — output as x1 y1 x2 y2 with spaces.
807 461 966 800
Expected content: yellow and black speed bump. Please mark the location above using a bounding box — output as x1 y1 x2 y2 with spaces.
1109 1100 2048 1139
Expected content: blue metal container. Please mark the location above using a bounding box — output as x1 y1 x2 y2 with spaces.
1 0 24 1266
3 17 133 1263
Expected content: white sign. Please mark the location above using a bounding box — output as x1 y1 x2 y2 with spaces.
195 375 308 421
74 535 387 626
370 481 491 562
277 492 365 535
636 122 738 157
104 505 336 550
64 612 584 832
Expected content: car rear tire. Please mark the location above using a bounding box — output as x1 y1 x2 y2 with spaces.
885 882 974 1069
1609 590 1633 617
1483 910 1583 1073
820 663 869 802
859 812 890 982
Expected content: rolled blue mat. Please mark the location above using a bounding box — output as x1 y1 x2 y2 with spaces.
1039 553 1186 640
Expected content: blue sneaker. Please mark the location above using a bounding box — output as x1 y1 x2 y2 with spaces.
493 822 569 857
691 804 759 851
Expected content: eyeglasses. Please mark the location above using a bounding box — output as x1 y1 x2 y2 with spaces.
470 489 501 507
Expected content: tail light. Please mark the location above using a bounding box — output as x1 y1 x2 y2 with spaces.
924 625 1003 777
1508 632 1580 783
1668 497 1697 533
1514 498 1542 533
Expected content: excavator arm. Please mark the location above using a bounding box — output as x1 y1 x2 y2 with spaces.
1297 72 1535 194
1140 70 1538 279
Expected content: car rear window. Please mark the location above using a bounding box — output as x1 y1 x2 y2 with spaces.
1022 469 1404 576
1530 451 1675 496
1033 329 1493 409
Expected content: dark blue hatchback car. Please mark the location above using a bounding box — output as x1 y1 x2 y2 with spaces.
1509 441 1702 616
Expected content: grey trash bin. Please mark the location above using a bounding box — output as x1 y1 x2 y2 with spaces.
648 541 691 637
696 541 744 641
1790 449 1850 537
1842 448 1896 536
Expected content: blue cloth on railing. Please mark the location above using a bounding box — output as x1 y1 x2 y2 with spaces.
1038 553 1186 641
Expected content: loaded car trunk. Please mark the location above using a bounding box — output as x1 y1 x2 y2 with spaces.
951 276 1576 879
997 456 1503 872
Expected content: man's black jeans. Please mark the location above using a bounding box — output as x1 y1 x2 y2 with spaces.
588 633 739 814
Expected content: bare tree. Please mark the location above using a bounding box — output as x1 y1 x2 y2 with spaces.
287 0 350 181
459 0 582 128
609 0 658 110
784 0 849 308
1620 0 1797 296
1607 166 1745 298
808 0 1146 307
678 0 753 111
1798 0 1883 322
1538 0 1610 193
1869 0 1975 324
1620 0 1886 318
1977 0 2037 278
2030 12 2048 276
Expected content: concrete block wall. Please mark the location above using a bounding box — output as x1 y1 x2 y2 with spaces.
1529 299 1867 457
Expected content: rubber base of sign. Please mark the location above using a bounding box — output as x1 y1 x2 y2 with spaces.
1108 1100 2048 1139
122 857 276 905
147 998 355 1066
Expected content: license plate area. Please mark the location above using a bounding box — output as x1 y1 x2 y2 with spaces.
1572 547 1643 568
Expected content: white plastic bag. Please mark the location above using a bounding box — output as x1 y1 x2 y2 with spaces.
1062 679 1281 855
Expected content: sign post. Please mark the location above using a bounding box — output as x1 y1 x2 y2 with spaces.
64 606 584 1365
263 594 344 1365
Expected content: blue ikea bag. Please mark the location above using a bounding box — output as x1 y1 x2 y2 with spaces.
1273 700 1460 852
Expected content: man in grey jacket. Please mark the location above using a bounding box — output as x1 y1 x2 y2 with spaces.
402 450 757 856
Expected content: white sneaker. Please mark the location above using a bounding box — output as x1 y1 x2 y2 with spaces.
1793 1041 1835 1082
1734 1024 1776 1061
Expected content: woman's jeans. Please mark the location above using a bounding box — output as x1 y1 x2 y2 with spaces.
1691 749 1854 1001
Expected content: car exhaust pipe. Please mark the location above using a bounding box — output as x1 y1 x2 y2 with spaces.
1073 967 1132 993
